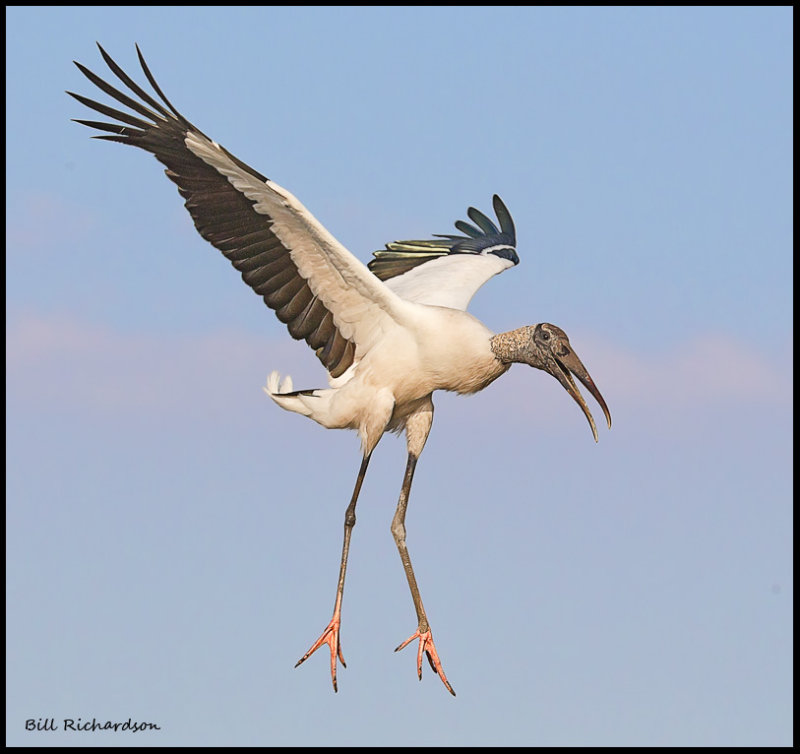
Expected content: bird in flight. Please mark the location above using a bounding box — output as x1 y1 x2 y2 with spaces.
69 44 611 697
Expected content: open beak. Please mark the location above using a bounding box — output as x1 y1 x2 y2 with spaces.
547 347 611 443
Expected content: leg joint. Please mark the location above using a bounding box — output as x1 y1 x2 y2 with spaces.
390 516 406 544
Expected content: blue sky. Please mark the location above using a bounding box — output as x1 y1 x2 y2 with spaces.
6 5 792 747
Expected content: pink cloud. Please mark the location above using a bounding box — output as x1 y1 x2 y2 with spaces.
6 313 791 432
584 333 792 408
6 193 96 252
6 312 318 422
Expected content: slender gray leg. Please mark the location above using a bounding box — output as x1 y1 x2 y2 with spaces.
392 452 456 696
295 452 371 692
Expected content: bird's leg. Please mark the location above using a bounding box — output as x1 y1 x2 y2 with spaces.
295 452 371 692
392 452 456 696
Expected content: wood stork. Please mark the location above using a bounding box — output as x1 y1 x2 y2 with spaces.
69 44 611 697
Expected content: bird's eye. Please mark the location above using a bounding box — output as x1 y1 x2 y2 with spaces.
540 331 550 341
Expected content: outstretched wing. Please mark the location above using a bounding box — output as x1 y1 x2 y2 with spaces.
69 44 411 378
368 195 519 310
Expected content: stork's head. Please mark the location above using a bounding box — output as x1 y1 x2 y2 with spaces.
491 323 611 442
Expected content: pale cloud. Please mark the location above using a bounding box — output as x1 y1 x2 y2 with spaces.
6 312 316 422
6 313 792 432
581 333 792 407
6 192 96 253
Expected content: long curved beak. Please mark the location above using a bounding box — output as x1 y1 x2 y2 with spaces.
547 348 612 442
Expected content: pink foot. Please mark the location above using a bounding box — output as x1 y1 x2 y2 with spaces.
395 628 456 696
295 615 346 692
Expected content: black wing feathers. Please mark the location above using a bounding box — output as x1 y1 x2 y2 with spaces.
69 44 354 378
368 194 518 282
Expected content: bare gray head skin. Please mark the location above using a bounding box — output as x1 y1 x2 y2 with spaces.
490 323 612 442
